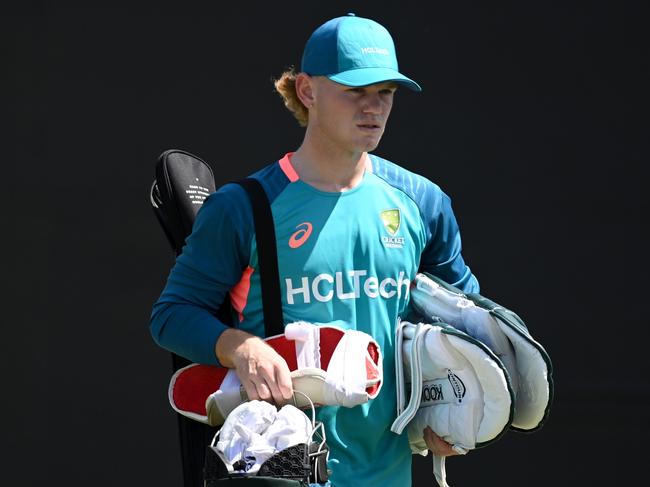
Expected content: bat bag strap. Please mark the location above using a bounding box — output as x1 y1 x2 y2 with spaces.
199 180 301 486
235 177 284 338
183 176 285 487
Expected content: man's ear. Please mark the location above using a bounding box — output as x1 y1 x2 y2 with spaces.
295 73 315 109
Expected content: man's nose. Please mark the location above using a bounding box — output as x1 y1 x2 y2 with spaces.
362 93 383 114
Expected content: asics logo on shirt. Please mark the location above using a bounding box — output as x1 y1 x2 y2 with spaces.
285 270 410 304
289 222 313 249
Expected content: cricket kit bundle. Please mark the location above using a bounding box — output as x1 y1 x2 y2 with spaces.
391 272 553 487
169 322 382 427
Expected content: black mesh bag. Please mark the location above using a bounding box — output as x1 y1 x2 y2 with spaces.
203 395 330 487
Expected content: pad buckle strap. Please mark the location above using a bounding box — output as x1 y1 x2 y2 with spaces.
391 322 428 434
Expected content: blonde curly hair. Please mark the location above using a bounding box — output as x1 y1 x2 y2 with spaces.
273 68 309 127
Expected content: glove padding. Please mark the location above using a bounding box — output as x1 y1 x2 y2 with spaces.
391 320 513 487
410 272 553 432
391 321 513 451
169 322 383 426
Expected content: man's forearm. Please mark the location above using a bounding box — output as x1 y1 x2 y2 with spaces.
150 301 228 365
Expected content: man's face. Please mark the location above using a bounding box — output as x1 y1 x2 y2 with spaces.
309 77 397 154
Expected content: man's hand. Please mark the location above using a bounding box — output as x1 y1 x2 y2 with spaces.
215 328 293 406
423 426 462 457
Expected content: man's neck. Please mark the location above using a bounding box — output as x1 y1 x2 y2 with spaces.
291 139 368 193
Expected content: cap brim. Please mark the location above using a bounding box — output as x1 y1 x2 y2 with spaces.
327 67 422 92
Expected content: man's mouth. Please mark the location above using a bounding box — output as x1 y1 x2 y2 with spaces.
357 123 382 130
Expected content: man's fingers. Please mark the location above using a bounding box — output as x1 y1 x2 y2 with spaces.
266 378 288 406
270 366 294 406
231 339 293 406
423 427 459 457
240 368 272 402
248 375 272 401
240 378 260 401
276 367 294 401
257 363 293 406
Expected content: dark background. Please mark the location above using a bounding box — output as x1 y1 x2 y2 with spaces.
5 1 648 485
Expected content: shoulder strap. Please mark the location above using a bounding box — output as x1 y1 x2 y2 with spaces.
235 177 284 338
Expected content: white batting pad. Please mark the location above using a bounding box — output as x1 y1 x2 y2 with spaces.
392 322 512 452
410 272 553 431
169 322 383 426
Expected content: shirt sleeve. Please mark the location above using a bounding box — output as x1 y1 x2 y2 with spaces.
150 184 253 365
419 189 480 294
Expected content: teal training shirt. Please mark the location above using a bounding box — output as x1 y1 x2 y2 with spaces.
151 153 479 486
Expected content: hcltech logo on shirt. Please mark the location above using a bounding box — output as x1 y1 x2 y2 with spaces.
285 270 410 304
380 209 405 249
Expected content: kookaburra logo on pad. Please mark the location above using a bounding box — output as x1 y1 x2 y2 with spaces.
421 382 444 402
419 373 466 406
447 370 466 403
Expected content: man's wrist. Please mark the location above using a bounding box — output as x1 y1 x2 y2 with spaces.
215 328 256 367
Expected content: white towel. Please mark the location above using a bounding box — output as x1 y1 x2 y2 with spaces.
216 400 312 473
264 404 312 452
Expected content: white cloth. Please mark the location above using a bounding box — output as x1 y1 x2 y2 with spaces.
265 404 313 452
287 321 373 407
322 328 373 407
216 400 312 474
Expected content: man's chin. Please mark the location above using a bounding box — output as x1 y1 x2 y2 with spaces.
357 136 383 153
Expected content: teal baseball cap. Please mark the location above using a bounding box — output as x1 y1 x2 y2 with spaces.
301 13 422 92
